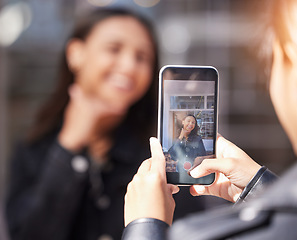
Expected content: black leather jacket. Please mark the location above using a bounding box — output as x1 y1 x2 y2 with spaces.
122 165 297 240
5 128 218 240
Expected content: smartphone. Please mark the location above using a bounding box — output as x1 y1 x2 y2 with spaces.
158 65 218 186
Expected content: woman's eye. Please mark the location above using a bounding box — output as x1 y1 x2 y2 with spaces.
136 52 151 64
136 53 145 62
107 45 120 54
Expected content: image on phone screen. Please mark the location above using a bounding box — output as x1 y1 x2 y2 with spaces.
158 65 218 185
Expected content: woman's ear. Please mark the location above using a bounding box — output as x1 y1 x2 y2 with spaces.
66 39 85 73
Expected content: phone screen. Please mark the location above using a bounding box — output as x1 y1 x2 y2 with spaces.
158 65 218 185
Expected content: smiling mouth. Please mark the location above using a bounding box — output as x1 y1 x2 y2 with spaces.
108 74 134 92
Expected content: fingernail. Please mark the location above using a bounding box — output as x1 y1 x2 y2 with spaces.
149 137 158 143
172 186 180 194
193 185 205 194
190 167 199 178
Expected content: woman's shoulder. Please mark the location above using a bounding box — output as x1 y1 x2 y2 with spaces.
11 131 58 163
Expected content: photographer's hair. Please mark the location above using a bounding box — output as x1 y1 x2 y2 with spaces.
27 8 159 144
255 0 296 87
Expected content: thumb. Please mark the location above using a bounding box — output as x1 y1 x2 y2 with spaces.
168 184 180 194
190 158 232 179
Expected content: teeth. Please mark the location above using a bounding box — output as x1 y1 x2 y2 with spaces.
108 74 133 91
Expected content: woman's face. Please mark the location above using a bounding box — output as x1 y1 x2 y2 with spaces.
68 16 155 112
182 116 196 133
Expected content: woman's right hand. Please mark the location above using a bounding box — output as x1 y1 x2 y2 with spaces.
189 135 261 202
178 128 186 140
58 84 126 152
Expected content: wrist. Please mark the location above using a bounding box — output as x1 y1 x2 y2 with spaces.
235 166 278 204
123 218 169 240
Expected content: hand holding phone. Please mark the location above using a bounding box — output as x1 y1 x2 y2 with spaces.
124 137 179 226
190 136 261 202
158 65 219 185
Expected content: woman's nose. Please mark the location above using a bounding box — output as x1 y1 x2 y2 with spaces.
117 52 137 75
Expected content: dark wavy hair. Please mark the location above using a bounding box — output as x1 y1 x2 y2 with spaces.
27 8 159 144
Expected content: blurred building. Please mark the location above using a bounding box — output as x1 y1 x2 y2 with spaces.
0 0 295 204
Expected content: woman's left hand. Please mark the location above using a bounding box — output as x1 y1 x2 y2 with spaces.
124 137 180 227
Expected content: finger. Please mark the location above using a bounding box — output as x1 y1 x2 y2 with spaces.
68 84 86 104
149 137 165 175
190 185 209 196
216 135 233 158
168 184 180 195
150 137 164 159
137 159 152 175
216 135 245 159
190 185 206 196
68 84 79 98
190 158 232 179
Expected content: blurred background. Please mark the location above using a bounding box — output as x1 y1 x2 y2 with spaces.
0 0 295 209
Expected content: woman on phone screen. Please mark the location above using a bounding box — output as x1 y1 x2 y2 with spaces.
168 114 206 178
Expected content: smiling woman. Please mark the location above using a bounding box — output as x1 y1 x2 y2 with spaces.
168 114 206 181
5 8 159 240
59 15 156 152
67 16 154 115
